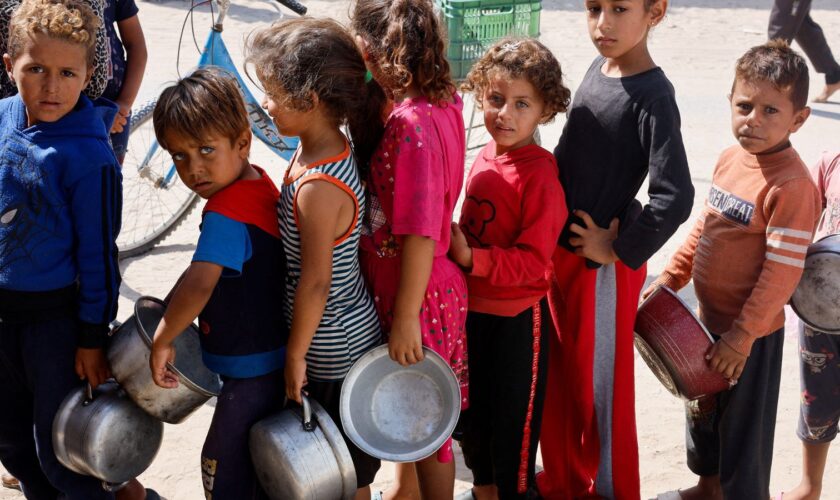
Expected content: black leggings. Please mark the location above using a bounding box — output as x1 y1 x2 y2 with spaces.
459 299 549 500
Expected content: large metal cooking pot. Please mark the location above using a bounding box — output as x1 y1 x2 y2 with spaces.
250 394 356 500
339 345 461 462
52 381 163 485
791 234 840 333
107 296 222 423
634 286 730 400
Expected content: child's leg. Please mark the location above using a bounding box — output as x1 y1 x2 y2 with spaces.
383 462 420 500
23 317 114 499
201 371 284 500
484 300 549 499
0 323 59 499
786 323 840 499
459 312 495 493
716 329 784 499
784 442 830 500
591 262 644 500
415 453 455 500
682 394 723 500
538 249 599 499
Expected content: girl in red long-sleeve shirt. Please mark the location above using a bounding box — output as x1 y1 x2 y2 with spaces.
448 38 570 500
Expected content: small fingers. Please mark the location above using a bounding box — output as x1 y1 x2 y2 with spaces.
575 210 596 229
732 363 744 382
721 362 735 380
568 223 585 236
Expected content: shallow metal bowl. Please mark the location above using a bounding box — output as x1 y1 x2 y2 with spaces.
339 345 460 462
791 234 840 334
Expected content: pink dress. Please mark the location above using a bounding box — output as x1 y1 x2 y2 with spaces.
360 93 468 462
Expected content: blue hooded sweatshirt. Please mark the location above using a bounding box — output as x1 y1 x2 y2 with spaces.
0 94 121 347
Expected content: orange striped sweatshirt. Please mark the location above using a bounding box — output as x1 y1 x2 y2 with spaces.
653 145 820 356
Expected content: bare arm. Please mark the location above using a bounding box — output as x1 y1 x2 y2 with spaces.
150 262 222 388
388 234 434 366
111 15 147 132
285 180 354 402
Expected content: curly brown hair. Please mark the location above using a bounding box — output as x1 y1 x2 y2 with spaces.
734 39 809 110
351 0 454 105
8 0 100 66
244 17 387 174
461 37 571 122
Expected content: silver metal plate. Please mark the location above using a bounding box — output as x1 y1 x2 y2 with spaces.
339 345 460 462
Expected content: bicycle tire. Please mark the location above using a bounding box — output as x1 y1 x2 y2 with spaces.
117 98 199 259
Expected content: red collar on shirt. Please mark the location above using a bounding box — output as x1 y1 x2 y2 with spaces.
203 165 281 238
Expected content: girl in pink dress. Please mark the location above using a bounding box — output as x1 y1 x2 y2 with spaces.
351 0 467 498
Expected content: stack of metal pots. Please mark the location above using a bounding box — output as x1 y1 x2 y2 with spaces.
52 296 222 487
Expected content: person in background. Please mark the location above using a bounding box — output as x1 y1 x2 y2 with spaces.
769 0 840 103
100 0 147 164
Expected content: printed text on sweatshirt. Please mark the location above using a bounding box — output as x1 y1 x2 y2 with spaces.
656 145 820 356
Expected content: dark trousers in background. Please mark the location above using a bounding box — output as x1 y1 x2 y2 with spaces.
769 0 840 84
685 328 784 500
201 370 285 500
460 299 550 500
0 316 113 500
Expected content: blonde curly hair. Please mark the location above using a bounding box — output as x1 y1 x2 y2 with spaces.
461 37 571 123
7 0 100 66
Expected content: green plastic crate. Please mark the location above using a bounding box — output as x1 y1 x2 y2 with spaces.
437 0 542 80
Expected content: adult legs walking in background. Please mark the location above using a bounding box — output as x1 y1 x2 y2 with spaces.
769 0 840 102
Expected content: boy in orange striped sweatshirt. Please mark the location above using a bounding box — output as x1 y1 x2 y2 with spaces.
645 40 820 500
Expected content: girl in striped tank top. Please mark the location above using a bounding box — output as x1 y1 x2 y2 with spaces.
245 17 389 498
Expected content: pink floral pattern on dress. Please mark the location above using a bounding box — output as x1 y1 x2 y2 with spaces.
360 94 468 463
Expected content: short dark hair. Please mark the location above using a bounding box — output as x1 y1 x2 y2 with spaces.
153 68 250 150
733 39 809 109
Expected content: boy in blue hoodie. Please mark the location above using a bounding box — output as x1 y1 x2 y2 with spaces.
0 0 122 497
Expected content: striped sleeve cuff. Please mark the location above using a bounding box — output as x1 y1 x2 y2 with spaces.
650 272 684 292
765 226 812 269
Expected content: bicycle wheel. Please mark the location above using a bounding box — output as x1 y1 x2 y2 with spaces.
117 98 199 259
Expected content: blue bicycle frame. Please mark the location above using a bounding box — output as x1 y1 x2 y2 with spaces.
143 24 299 187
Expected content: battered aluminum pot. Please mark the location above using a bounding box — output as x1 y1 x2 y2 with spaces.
52 381 163 484
107 296 221 423
250 394 356 500
634 286 730 400
339 345 461 462
791 234 840 333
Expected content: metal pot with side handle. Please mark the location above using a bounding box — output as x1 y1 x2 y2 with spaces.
791 234 840 333
249 394 356 500
106 296 222 423
52 381 163 485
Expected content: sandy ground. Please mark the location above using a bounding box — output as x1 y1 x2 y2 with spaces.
4 0 840 498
